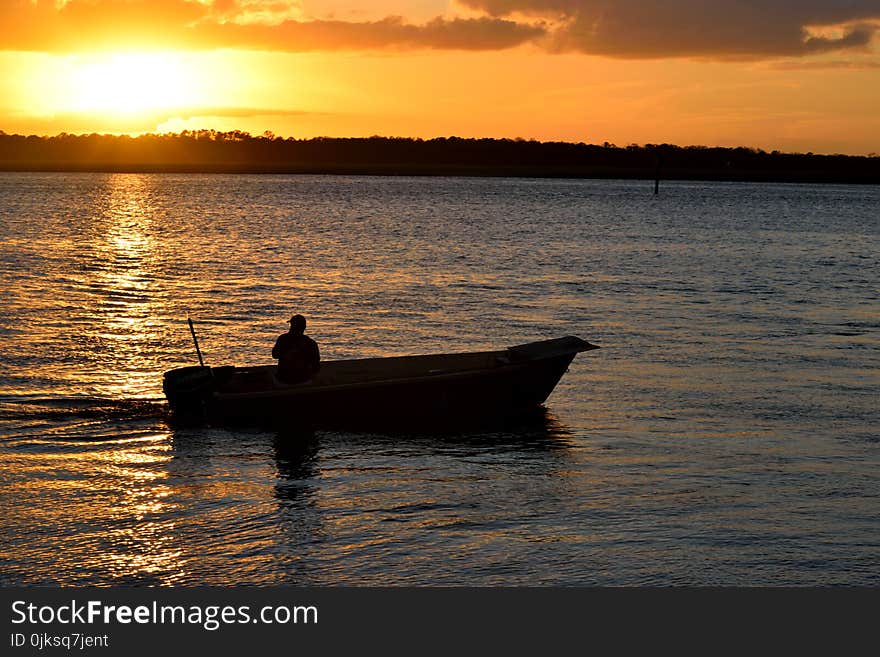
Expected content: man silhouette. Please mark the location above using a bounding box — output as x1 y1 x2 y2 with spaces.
272 314 320 384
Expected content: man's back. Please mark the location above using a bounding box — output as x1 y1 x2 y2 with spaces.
273 332 320 383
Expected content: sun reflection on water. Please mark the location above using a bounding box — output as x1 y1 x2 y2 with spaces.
82 174 169 399
83 437 188 585
0 431 192 586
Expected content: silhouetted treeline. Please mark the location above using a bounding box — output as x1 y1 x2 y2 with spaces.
1 130 878 183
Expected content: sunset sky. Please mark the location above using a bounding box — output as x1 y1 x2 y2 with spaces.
2 1 880 154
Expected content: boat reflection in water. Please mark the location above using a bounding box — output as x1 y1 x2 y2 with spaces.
163 336 598 429
164 407 577 585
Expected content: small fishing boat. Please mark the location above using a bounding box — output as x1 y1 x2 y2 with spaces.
163 335 598 426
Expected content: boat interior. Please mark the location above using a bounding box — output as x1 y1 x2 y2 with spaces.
217 349 512 393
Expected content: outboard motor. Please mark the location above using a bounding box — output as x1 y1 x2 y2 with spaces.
163 366 215 413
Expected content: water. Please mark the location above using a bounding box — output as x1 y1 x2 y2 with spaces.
0 173 877 586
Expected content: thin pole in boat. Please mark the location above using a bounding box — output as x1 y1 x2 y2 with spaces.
188 317 205 367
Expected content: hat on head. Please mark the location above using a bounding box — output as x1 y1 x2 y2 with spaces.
289 314 306 332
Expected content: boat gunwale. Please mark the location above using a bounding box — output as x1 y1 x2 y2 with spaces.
210 338 595 401
212 355 537 401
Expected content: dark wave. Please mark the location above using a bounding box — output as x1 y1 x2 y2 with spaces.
0 396 168 422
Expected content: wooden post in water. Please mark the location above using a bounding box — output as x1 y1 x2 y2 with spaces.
654 153 662 195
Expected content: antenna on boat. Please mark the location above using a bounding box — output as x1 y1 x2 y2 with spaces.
188 317 205 367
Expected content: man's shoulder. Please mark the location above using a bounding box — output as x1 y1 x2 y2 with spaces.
275 333 296 347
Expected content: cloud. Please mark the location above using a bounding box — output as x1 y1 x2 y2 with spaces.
1 0 207 51
767 58 880 70
4 0 879 59
0 0 542 52
192 15 544 51
459 0 880 58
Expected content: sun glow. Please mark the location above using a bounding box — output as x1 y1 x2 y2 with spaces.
5 49 320 136
66 53 198 115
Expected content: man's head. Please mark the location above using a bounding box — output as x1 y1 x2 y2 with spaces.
289 314 306 335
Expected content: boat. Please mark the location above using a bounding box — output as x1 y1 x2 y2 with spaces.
162 335 598 427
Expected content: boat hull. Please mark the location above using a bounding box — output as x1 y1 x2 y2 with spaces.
163 336 597 428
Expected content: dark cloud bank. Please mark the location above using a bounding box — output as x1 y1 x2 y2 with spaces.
460 0 880 57
1 0 879 59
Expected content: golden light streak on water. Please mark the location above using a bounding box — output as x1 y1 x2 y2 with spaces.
76 174 171 400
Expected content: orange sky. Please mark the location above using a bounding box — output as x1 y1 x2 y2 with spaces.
2 0 880 154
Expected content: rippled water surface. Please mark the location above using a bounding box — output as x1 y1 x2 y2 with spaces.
1 173 878 585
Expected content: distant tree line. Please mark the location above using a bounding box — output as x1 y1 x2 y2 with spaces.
1 130 878 183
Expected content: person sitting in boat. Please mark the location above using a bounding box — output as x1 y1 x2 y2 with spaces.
272 314 320 384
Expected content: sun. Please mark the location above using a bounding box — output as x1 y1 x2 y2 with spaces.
13 49 287 135
66 52 198 115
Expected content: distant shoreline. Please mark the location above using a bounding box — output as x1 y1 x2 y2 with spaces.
2 131 879 184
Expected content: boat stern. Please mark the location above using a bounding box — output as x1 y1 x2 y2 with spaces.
162 366 215 413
